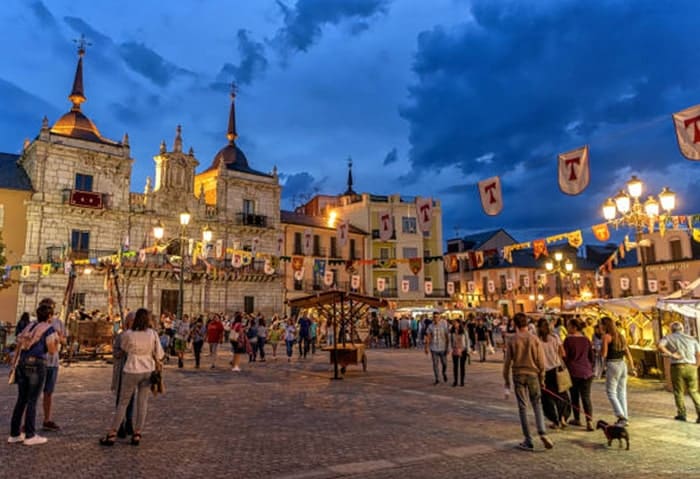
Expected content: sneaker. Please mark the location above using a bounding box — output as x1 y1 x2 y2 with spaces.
517 441 534 451
674 415 687 422
232 366 241 372
42 421 60 431
7 434 25 444
24 435 48 446
540 435 554 449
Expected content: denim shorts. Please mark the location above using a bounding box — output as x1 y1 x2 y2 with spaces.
44 366 59 394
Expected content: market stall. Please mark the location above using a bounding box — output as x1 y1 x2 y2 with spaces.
287 290 387 379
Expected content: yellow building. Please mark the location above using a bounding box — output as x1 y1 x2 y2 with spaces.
0 153 32 323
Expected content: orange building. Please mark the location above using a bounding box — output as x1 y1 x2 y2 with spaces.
0 153 33 324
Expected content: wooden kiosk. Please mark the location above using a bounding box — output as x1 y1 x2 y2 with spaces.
287 290 387 379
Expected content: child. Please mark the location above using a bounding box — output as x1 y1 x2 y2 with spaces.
159 329 171 364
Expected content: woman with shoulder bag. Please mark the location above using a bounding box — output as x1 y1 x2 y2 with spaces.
537 318 570 429
100 308 164 447
601 316 635 426
450 319 468 387
9 303 59 446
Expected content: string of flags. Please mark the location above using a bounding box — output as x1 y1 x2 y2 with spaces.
476 103 700 217
3 212 700 284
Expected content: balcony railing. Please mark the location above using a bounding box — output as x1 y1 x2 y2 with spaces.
236 212 268 228
62 189 109 209
46 247 119 262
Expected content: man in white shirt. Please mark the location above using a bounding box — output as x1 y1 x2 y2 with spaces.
658 322 700 423
425 313 450 385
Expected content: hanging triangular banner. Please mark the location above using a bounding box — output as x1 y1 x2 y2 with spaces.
672 104 700 160
558 145 590 195
478 176 503 216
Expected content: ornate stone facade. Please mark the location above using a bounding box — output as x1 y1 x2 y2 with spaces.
15 48 283 319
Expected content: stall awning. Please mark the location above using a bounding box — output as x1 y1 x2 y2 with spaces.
662 277 700 300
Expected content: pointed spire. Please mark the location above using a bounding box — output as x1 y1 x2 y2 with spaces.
42 116 49 129
188 146 194 157
122 132 130 146
144 177 152 195
69 35 90 111
174 124 183 152
160 140 166 154
344 157 356 196
226 83 238 144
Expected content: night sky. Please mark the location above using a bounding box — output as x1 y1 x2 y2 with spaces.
1 0 699 247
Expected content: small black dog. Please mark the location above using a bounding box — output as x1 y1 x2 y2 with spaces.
596 420 630 450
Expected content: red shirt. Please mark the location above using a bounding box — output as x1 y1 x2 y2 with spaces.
206 320 224 343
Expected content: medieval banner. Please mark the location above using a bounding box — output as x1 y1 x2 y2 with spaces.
408 257 423 275
378 210 394 241
592 223 610 242
487 280 495 294
672 104 700 160
424 280 433 295
478 176 503 216
446 281 455 295
376 277 386 292
215 239 224 259
291 256 304 271
415 197 433 233
558 145 590 195
323 270 334 286
276 233 285 257
303 228 313 256
444 254 459 273
336 220 349 248
351 274 361 290
401 279 410 293
533 239 548 259
467 281 475 293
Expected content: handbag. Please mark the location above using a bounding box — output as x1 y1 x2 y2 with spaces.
556 365 572 393
150 331 165 396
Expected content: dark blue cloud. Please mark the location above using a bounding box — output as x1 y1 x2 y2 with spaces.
273 0 391 54
401 0 700 241
63 16 112 47
0 78 60 150
118 42 195 87
382 147 397 166
216 29 268 87
401 0 700 180
29 1 58 28
280 171 325 208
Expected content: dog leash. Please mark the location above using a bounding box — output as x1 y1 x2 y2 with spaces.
541 386 594 422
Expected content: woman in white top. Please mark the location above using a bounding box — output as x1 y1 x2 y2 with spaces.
536 318 569 429
100 308 164 447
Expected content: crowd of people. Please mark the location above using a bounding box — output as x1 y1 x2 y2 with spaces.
6 303 699 452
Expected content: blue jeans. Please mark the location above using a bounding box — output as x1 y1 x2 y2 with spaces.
605 360 628 420
257 337 266 359
513 374 546 444
285 339 294 358
11 361 47 439
430 350 447 381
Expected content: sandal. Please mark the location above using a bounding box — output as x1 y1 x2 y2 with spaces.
130 433 141 446
99 432 116 446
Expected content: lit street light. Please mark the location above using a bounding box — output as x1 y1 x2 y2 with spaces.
545 251 574 312
152 210 211 324
602 176 676 295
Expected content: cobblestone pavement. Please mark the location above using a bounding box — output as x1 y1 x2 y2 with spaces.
1 347 699 478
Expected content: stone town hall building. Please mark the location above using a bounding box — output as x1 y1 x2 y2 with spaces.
11 46 283 319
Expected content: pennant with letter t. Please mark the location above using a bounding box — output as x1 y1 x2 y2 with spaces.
672 104 700 160
478 176 503 216
558 145 590 195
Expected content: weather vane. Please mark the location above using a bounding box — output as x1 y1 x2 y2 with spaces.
230 82 238 97
73 34 92 56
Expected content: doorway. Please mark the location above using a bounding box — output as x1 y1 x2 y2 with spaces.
161 289 179 316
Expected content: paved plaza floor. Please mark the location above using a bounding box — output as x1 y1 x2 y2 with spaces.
1 347 699 478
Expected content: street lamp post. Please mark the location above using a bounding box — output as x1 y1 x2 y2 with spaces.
602 176 676 296
153 211 198 324
545 251 574 312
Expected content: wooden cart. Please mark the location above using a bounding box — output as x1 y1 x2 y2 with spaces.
322 343 367 375
287 290 386 379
